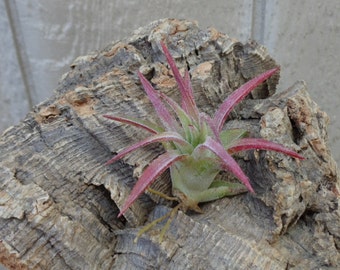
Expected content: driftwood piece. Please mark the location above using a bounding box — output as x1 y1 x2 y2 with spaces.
0 19 339 269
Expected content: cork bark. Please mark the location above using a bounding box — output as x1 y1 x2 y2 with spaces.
0 19 339 269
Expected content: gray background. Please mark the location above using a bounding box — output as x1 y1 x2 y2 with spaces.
1 0 339 164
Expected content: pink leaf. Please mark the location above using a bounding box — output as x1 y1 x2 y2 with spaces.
228 138 304 159
160 42 199 119
118 152 187 217
160 93 194 140
160 93 191 125
106 132 189 165
196 137 254 193
138 71 179 131
200 112 221 142
103 115 160 134
183 70 198 115
213 68 279 132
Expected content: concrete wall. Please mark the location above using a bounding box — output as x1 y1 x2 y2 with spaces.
1 0 339 164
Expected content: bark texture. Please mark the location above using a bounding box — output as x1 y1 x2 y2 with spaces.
0 19 339 269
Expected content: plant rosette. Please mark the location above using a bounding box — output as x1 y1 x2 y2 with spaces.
104 42 304 240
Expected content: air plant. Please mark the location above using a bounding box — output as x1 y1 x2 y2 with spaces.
104 42 304 240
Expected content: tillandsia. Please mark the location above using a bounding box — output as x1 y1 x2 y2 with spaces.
104 42 304 240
